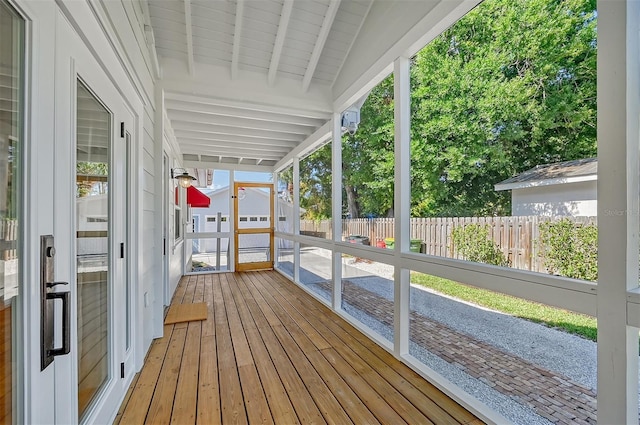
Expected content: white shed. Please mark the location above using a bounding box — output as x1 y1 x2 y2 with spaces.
494 158 597 217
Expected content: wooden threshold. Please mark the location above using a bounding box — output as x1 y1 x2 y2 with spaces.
115 271 483 424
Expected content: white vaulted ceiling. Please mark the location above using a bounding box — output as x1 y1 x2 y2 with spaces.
147 0 373 167
146 0 478 168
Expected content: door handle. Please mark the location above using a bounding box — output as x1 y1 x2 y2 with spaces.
47 290 71 357
41 235 71 370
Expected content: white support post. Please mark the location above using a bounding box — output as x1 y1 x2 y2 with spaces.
272 171 278 265
229 170 235 271
596 1 640 424
394 56 411 357
293 158 300 283
332 112 343 310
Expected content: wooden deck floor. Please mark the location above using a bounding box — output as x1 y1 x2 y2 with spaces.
115 271 483 424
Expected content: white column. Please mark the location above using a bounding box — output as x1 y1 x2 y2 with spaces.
293 158 300 283
394 57 411 356
272 171 278 264
229 170 235 270
596 1 640 423
332 112 343 310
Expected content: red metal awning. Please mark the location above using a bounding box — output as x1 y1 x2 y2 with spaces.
175 186 211 208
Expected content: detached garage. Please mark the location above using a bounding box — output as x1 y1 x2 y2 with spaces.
495 158 597 217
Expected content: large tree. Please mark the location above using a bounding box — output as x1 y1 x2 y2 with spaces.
343 75 396 218
409 0 597 217
340 0 597 218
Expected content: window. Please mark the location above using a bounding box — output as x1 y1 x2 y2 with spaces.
207 217 216 222
260 217 268 222
239 217 248 222
174 208 181 241
250 217 258 222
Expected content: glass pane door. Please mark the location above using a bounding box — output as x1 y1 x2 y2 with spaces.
0 2 23 423
76 81 110 417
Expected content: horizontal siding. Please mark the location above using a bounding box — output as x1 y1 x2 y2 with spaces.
142 169 154 195
101 0 155 104
142 149 155 176
142 191 155 211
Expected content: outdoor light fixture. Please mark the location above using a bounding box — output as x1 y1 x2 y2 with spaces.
171 168 196 188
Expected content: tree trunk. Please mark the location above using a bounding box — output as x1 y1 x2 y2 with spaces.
345 185 360 218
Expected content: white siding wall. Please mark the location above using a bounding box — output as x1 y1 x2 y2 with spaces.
511 181 597 216
97 0 160 352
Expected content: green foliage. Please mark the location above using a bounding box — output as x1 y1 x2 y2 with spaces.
409 0 597 217
538 218 597 281
451 224 509 267
343 74 396 218
410 272 597 341
298 144 332 220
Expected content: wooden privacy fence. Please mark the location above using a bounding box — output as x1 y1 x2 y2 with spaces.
300 216 597 273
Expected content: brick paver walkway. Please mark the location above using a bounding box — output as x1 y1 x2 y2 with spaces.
320 280 599 425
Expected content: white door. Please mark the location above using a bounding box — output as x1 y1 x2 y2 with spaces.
48 12 133 424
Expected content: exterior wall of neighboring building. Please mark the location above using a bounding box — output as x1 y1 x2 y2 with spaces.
190 187 295 252
511 181 597 216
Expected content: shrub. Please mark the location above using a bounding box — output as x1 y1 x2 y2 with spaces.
451 224 510 267
538 218 597 281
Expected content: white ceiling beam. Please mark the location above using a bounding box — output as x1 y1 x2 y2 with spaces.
171 122 306 141
180 144 286 159
302 0 342 92
183 0 195 76
168 111 315 134
174 132 299 148
170 112 315 135
183 159 274 173
174 127 302 144
268 0 294 86
165 91 332 121
177 138 294 153
160 59 334 115
231 0 245 80
178 137 292 152
165 100 325 128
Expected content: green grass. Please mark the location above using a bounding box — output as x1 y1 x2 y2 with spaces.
410 272 598 341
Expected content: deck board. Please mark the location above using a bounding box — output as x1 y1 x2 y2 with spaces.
116 270 484 425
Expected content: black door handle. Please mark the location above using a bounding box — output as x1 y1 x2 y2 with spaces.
47 290 71 357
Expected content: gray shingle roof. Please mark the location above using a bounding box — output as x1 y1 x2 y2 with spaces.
496 158 597 188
